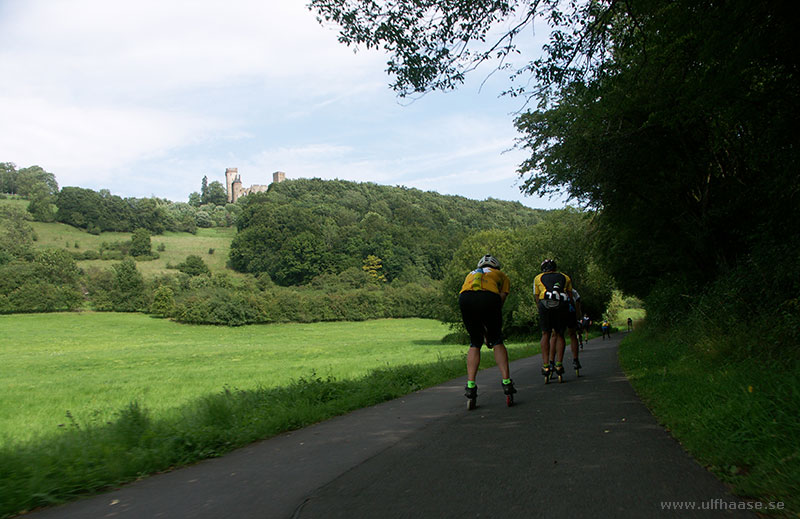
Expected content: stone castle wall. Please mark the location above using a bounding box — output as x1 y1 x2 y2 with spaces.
226 168 285 203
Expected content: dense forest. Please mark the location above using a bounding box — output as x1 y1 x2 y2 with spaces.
312 0 799 358
229 178 544 284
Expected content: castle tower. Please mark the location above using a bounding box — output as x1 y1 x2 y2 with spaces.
273 171 286 184
225 167 238 203
231 175 243 203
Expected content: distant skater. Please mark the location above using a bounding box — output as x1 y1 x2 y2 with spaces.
601 319 611 339
627 317 633 331
534 259 572 381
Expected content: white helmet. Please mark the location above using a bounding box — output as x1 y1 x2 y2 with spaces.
477 255 500 269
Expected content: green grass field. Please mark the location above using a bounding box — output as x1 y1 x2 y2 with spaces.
0 313 536 517
0 313 526 444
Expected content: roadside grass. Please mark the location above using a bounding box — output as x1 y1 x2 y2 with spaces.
0 313 536 517
619 326 799 516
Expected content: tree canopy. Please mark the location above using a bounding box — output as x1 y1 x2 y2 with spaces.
310 0 800 301
229 178 544 285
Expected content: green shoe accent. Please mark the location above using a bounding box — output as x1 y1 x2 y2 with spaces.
502 378 511 385
467 380 477 388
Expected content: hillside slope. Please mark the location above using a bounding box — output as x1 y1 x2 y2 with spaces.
230 178 543 284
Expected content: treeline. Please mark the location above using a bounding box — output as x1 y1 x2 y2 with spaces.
230 178 544 285
0 206 439 324
54 187 242 234
0 163 242 234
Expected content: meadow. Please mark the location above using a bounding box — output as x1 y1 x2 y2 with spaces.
1 196 237 277
0 313 536 517
0 313 487 444
30 222 237 277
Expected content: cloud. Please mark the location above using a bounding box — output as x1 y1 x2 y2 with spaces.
0 1 562 209
0 95 225 187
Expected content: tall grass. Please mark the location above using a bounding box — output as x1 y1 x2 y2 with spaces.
0 313 535 517
620 325 799 516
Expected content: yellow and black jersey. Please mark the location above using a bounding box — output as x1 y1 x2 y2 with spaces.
533 271 573 302
459 267 510 296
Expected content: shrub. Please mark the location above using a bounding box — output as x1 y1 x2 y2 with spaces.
150 286 175 317
130 229 152 257
177 255 211 277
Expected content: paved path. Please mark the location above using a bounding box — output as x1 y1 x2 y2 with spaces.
27 333 753 518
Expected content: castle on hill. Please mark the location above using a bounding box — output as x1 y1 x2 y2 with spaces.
225 168 286 203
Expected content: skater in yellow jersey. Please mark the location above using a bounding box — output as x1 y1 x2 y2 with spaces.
533 259 572 383
458 255 516 408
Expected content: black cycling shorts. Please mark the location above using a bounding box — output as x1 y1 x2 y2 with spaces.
538 301 568 336
566 309 578 329
459 290 503 348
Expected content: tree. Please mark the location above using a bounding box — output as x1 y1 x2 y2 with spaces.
17 166 58 197
200 175 209 203
205 181 227 206
362 255 387 283
188 191 202 207
130 228 152 257
0 207 36 265
177 255 211 277
311 0 800 301
110 258 148 311
27 187 56 222
0 162 18 194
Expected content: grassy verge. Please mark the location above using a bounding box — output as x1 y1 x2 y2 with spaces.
0 314 535 518
619 325 799 516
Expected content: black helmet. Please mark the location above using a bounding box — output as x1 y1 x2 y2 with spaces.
477 255 501 269
540 259 557 272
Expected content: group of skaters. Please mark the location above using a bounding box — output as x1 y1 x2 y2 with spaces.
458 254 615 406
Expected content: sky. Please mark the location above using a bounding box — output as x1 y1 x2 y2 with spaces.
0 1 568 209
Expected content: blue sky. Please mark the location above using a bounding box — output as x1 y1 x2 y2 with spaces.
0 1 567 209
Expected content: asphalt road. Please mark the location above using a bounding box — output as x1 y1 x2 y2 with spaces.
25 333 754 518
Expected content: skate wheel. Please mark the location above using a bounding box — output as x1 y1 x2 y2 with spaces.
506 395 514 407
558 375 563 383
544 376 550 385
575 369 580 377
467 398 476 410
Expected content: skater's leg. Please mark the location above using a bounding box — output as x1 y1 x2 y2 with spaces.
467 347 481 383
540 331 552 366
492 343 510 380
555 332 566 363
568 328 579 360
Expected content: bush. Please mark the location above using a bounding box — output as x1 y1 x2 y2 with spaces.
150 286 175 317
130 228 151 257
177 255 211 277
